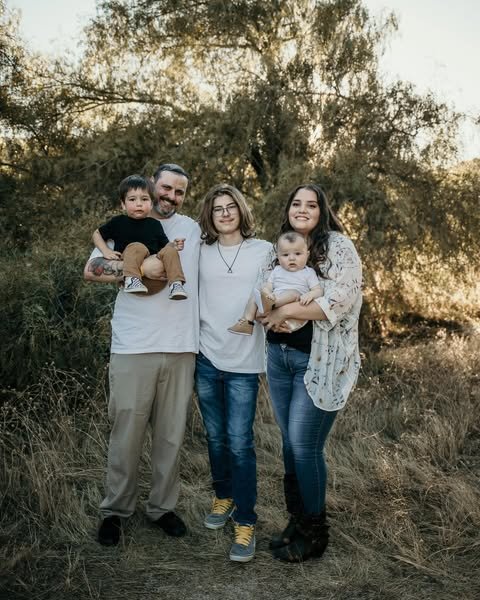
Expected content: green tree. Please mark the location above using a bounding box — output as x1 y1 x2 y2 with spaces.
1 0 479 338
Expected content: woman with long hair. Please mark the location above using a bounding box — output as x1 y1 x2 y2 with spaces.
261 183 362 562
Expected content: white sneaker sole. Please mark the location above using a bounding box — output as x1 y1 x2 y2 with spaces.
124 287 148 293
229 544 256 562
204 519 228 530
229 554 255 562
204 508 234 529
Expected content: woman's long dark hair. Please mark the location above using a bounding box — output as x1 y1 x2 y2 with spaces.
279 184 343 278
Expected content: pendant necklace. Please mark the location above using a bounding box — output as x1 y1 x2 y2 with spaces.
217 239 244 273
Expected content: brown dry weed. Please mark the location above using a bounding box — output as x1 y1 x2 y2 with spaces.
1 333 479 600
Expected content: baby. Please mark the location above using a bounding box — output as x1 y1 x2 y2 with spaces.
228 231 322 335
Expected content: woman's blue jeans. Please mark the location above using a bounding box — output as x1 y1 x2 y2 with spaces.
195 352 258 525
267 343 337 514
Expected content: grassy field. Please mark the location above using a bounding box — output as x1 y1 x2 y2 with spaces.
1 331 479 600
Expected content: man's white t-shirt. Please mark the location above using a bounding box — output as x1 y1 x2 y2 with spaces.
198 238 273 374
89 213 201 354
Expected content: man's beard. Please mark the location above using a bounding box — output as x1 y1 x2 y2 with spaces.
153 198 176 218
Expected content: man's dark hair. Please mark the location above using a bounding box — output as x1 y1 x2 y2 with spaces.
118 174 155 202
153 163 190 182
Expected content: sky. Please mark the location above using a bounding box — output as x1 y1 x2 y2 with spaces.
7 0 480 160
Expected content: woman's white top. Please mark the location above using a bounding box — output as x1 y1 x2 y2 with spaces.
305 231 362 411
198 238 273 373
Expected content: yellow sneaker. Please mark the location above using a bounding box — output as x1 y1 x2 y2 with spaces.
229 523 256 562
204 497 234 529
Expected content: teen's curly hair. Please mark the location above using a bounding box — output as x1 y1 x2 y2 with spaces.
279 184 343 278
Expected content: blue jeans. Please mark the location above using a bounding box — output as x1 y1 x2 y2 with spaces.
195 352 259 525
266 343 337 514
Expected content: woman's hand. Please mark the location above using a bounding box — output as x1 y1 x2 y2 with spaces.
258 306 292 333
142 254 168 280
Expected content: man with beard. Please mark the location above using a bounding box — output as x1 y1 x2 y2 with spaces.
84 164 200 545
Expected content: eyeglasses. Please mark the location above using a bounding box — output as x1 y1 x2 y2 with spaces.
212 203 239 216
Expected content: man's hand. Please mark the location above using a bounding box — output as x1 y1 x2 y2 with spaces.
103 250 122 260
173 237 186 251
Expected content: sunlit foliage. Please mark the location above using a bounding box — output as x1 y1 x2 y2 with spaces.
1 0 479 384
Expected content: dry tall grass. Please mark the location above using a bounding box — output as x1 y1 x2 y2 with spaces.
1 333 479 600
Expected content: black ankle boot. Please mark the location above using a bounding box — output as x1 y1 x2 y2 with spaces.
272 510 329 562
269 474 305 550
269 514 297 550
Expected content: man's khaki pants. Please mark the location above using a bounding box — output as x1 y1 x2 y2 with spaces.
100 352 195 520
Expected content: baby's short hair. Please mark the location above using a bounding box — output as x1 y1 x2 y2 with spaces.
277 231 307 246
118 174 155 202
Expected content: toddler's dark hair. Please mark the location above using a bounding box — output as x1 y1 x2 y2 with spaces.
118 174 155 202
